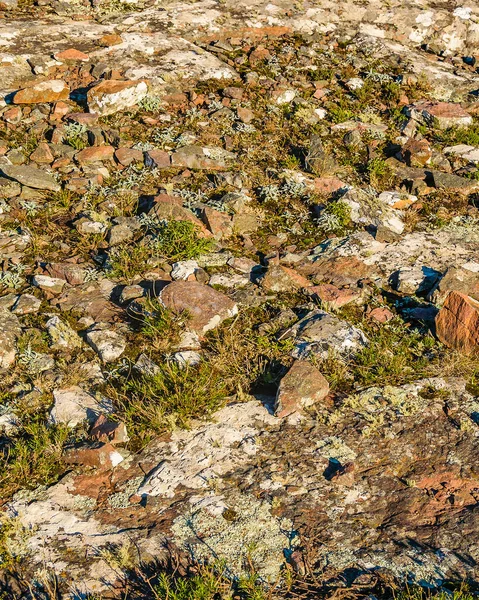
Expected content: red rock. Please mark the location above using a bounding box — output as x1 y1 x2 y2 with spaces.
309 283 360 309
369 306 394 323
115 147 144 166
314 177 348 196
67 112 99 125
3 106 22 124
237 106 254 123
13 80 70 104
91 414 129 445
201 206 232 238
416 101 472 130
145 149 171 169
51 101 71 120
30 142 54 164
297 256 373 287
64 442 124 470
435 291 479 354
275 360 330 418
76 145 115 164
160 281 238 334
54 48 89 62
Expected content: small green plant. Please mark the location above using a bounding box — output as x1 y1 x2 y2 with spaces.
366 156 394 189
316 199 351 234
0 419 69 497
63 122 88 150
152 220 215 261
138 95 162 112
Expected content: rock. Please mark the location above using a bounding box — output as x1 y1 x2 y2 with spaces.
46 315 82 350
173 350 202 367
144 149 171 169
287 309 368 359
99 34 123 47
275 360 329 418
428 266 479 305
76 146 115 164
115 147 143 166
160 281 238 334
11 294 41 315
64 443 124 470
400 138 432 167
32 274 66 294
13 80 70 104
50 386 106 427
54 48 89 62
0 311 21 370
412 101 473 130
85 326 126 363
171 145 235 170
435 291 479 354
87 80 148 117
90 414 129 445
171 260 199 281
0 165 60 192
392 266 441 295
309 283 361 309
444 145 479 163
119 284 144 304
298 256 373 288
30 143 54 164
432 171 479 195
260 264 311 293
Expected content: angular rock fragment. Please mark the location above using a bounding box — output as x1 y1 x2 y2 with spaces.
87 80 148 117
160 281 238 334
85 325 126 363
0 165 60 192
435 291 479 354
275 360 329 418
13 80 70 104
50 386 106 427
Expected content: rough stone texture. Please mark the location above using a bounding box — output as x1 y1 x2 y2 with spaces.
13 79 69 104
85 326 126 363
50 387 107 427
160 281 238 334
435 291 479 354
0 310 21 370
87 80 148 116
0 164 60 191
275 360 330 417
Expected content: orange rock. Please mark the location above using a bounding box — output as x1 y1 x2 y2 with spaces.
54 48 89 62
369 306 395 323
435 291 479 354
30 142 54 164
99 33 123 47
314 177 348 196
13 80 70 104
87 79 148 116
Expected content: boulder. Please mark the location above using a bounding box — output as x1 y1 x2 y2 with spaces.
435 291 479 354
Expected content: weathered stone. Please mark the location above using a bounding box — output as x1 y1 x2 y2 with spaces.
87 80 148 117
309 283 361 309
54 48 89 62
50 387 107 428
85 326 126 363
428 266 479 305
32 274 66 294
435 291 479 354
413 101 473 130
432 171 479 195
392 266 441 295
46 315 82 350
115 147 143 166
400 138 432 167
275 360 329 418
91 414 129 445
160 281 238 334
261 263 311 293
30 142 54 164
171 145 235 170
76 146 115 164
11 294 41 315
0 311 21 370
64 443 124 470
13 80 70 104
0 165 60 192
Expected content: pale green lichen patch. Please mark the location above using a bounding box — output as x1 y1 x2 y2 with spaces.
171 493 299 582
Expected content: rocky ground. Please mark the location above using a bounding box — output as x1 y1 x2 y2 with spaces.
0 0 478 598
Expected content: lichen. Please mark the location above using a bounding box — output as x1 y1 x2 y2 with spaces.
171 492 299 582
